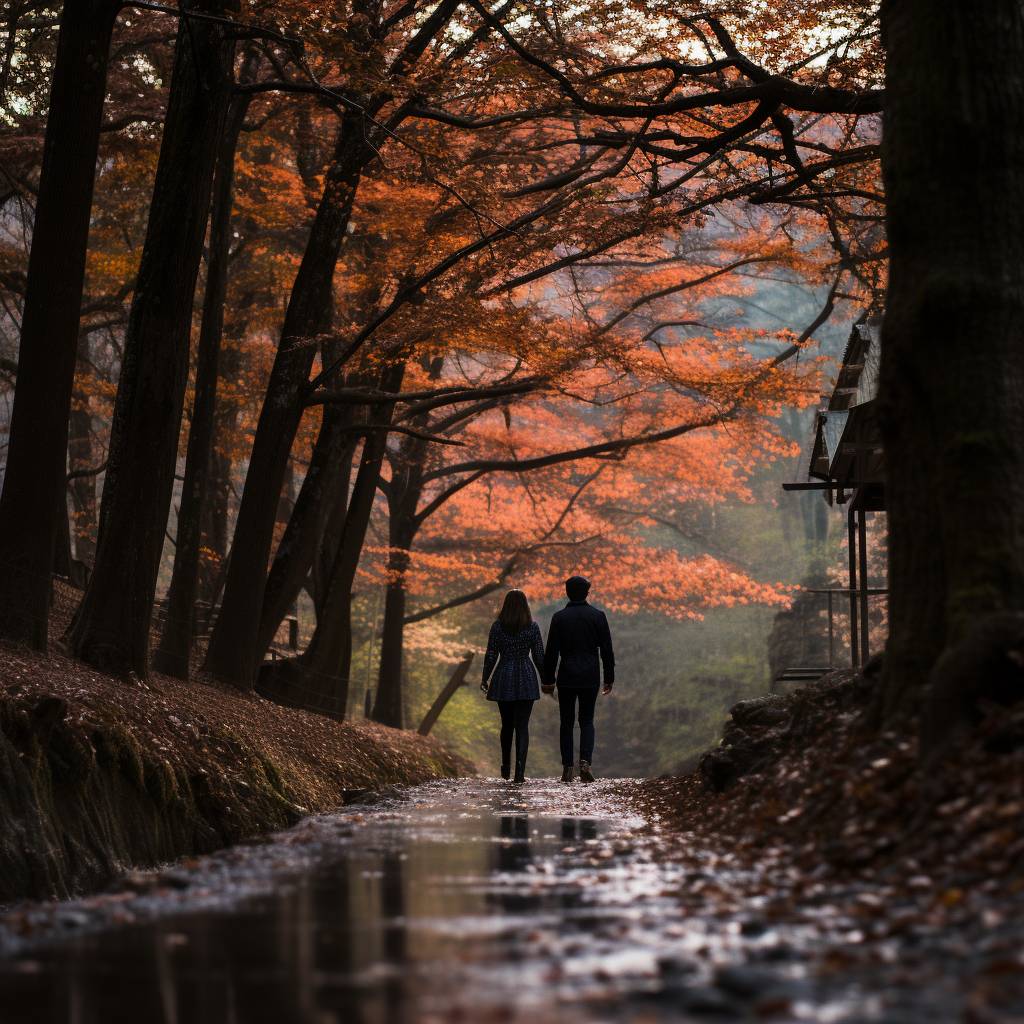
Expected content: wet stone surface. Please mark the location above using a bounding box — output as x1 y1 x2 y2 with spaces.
0 778 988 1022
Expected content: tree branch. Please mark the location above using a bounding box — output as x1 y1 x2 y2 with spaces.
466 0 883 117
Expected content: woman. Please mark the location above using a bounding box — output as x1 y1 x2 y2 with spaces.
480 589 545 783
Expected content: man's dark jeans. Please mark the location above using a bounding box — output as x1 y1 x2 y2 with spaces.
558 686 598 766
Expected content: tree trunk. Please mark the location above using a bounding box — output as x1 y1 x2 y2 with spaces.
197 314 247 615
68 383 97 567
372 356 441 727
197 415 231 621
154 95 248 679
257 364 405 716
0 0 118 647
417 652 475 736
204 114 372 689
295 430 389 711
878 2 1024 728
256 406 358 659
52 484 75 581
372 548 411 729
255 435 384 718
68 0 237 676
311 441 356 617
372 473 424 728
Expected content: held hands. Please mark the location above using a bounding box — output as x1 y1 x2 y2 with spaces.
542 683 556 697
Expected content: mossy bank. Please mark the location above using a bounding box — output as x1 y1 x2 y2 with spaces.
0 642 468 903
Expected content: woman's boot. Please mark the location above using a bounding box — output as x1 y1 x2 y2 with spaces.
513 761 526 784
500 763 510 780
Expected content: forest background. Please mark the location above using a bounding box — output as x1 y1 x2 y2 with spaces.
0 1 885 776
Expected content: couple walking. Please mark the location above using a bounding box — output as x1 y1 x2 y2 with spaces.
480 575 615 784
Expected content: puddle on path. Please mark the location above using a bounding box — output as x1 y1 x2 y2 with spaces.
0 778 946 1023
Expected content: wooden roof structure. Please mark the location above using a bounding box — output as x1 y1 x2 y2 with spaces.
807 315 885 504
776 314 888 686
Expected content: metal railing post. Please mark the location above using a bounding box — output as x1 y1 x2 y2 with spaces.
848 506 860 668
827 590 834 668
858 509 870 665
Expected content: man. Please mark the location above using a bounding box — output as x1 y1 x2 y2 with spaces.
543 575 615 783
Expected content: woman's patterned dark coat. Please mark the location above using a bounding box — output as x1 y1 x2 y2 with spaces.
482 620 545 701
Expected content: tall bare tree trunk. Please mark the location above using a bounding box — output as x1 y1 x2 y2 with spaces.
69 0 237 676
154 94 248 678
0 0 118 647
879 2 1024 736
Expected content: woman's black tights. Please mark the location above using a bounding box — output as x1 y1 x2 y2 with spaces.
498 699 534 769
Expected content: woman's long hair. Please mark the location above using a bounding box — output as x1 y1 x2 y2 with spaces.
497 589 532 634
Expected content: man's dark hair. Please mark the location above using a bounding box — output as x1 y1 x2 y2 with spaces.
565 575 591 601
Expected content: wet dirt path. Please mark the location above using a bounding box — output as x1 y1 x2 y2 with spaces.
0 778 969 1023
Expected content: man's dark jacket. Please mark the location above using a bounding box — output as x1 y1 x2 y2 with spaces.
543 600 615 689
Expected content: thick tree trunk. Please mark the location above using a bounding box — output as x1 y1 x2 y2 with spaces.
878 3 1024 728
68 0 236 676
204 115 371 689
154 96 247 679
0 0 118 647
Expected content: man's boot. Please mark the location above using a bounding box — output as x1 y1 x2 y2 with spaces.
561 765 574 783
513 762 526 784
578 760 595 783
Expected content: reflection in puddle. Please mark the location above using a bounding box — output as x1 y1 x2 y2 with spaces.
0 779 897 1023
